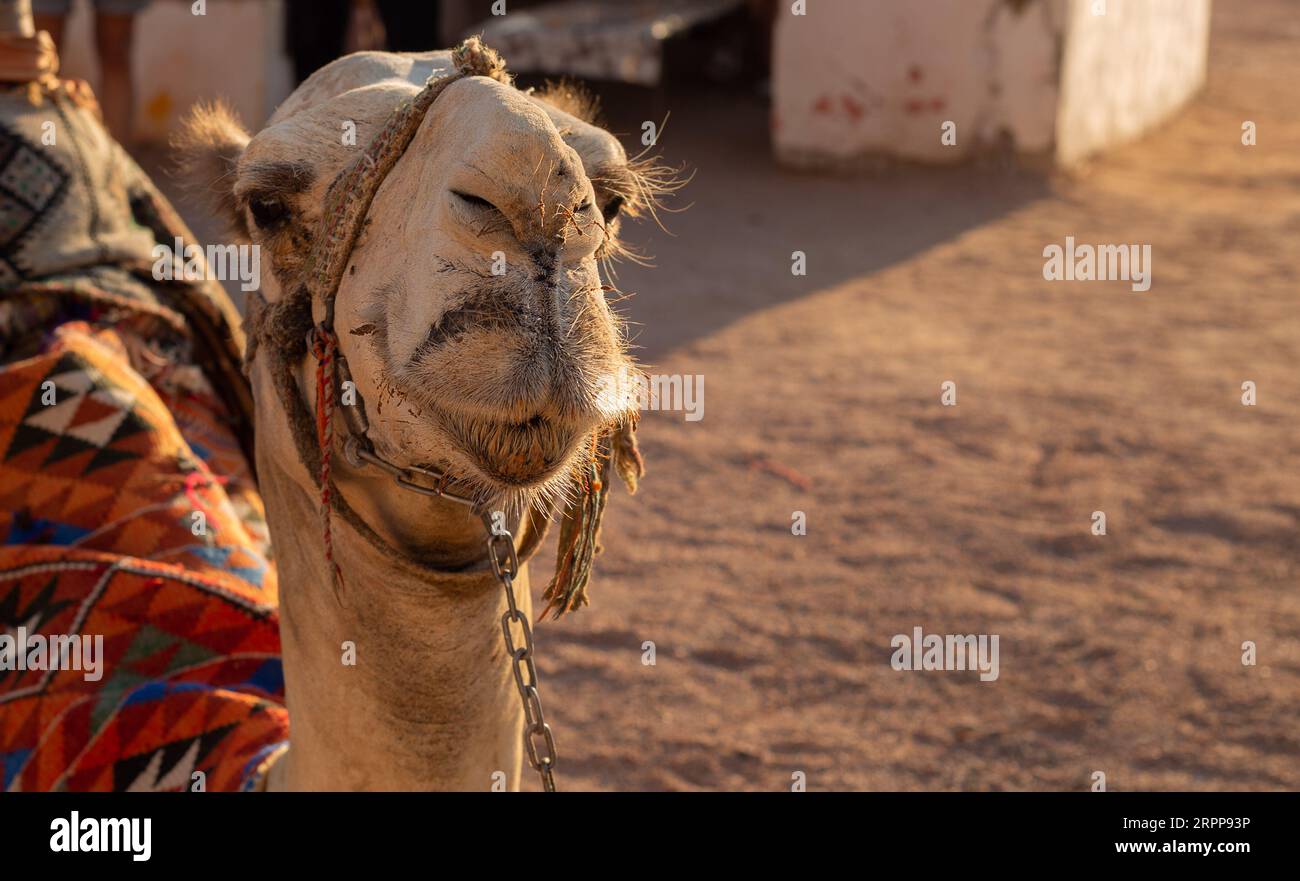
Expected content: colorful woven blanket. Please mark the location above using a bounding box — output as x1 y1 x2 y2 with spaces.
0 81 285 792
0 321 287 791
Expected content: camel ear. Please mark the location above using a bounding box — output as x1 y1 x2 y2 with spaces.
173 101 252 240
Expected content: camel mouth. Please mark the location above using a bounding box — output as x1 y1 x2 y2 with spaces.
440 410 588 489
377 332 636 501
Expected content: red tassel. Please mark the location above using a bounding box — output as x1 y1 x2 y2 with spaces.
311 325 344 598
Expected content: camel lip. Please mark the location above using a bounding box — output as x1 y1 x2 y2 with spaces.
438 410 588 488
379 369 613 488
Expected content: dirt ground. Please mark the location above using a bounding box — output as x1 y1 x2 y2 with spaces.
152 1 1299 791
513 0 1300 791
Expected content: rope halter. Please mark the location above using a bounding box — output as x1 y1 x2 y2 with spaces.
296 39 512 594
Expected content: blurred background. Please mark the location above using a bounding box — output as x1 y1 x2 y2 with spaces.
48 0 1300 789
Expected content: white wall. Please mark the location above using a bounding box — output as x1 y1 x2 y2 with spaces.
773 0 1065 167
1056 0 1212 164
56 0 293 142
773 0 1211 168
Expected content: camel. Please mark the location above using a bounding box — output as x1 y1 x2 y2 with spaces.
0 0 674 790
178 41 664 792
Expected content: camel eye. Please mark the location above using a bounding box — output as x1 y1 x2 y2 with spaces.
249 198 287 229
452 190 503 215
601 195 625 223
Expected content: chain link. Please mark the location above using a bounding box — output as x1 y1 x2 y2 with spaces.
341 442 558 791
484 515 557 792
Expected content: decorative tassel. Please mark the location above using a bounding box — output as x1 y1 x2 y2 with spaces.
310 325 344 600
611 415 644 495
541 418 645 619
541 432 611 619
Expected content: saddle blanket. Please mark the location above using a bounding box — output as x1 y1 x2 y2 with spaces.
0 321 287 791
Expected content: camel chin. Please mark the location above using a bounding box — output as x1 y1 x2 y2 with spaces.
372 381 610 514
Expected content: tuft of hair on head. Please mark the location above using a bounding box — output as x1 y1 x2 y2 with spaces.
453 35 512 85
171 100 252 239
534 79 603 126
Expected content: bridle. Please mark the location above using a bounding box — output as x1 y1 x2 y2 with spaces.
252 39 573 791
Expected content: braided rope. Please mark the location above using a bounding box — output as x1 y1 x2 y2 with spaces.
305 38 508 328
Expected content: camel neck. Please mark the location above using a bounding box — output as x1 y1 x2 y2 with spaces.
252 385 526 791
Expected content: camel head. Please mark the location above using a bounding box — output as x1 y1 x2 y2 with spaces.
179 48 671 520
175 45 681 789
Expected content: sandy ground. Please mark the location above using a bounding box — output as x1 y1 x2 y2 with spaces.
521 0 1300 791
155 0 1299 791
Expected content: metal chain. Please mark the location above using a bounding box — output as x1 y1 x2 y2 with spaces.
484 514 558 792
338 433 558 791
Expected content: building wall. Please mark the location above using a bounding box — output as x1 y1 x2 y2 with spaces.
773 0 1065 167
56 0 293 142
773 0 1211 168
1056 0 1213 164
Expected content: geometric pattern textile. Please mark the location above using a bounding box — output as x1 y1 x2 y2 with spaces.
0 323 286 791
